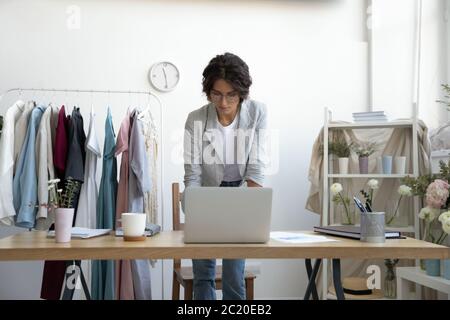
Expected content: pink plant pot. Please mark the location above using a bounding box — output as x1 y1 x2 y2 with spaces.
55 208 74 243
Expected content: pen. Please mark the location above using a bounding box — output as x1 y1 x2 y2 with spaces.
366 202 373 212
353 197 367 214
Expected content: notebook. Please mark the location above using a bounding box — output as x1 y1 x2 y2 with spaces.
313 225 402 240
47 227 111 239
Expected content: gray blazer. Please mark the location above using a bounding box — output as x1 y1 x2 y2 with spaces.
183 99 268 189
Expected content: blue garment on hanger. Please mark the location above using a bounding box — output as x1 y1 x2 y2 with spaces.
13 104 47 228
91 108 117 300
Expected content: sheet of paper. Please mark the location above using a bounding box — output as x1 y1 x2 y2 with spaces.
270 231 338 244
47 227 111 239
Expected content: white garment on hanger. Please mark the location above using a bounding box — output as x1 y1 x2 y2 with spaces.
137 107 159 226
0 100 25 225
75 110 101 229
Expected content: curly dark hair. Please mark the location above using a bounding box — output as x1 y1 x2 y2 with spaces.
202 52 252 102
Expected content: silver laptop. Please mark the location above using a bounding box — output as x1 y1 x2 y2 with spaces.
183 187 273 243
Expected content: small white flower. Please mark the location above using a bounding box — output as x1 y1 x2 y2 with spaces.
438 211 450 223
330 183 343 195
398 185 412 197
419 207 439 222
57 189 63 193
442 219 450 235
367 179 379 190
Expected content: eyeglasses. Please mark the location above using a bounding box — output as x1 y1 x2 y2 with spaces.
210 90 240 104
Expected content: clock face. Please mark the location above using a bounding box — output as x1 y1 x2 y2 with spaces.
149 61 180 92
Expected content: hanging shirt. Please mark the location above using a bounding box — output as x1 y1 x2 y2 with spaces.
217 113 241 182
53 106 69 179
128 112 151 212
13 101 35 173
92 108 117 300
35 104 59 229
139 108 159 225
75 109 101 229
66 107 86 182
13 104 47 228
64 107 86 223
0 100 25 225
128 111 152 300
114 110 135 300
40 105 71 300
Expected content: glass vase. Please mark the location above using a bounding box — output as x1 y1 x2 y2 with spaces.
340 204 355 225
384 259 398 299
384 200 409 227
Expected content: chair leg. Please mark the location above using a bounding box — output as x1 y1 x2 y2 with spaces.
172 273 180 300
245 278 254 300
184 280 193 300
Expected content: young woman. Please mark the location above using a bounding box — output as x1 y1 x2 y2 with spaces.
183 52 268 300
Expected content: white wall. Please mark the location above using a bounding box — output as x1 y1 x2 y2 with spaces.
417 0 448 129
0 0 369 299
447 0 450 110
371 0 417 120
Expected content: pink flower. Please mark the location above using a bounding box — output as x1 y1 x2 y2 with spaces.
425 179 450 209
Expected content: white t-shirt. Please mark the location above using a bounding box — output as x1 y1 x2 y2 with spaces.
217 114 242 182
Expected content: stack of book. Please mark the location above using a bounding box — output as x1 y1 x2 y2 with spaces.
352 111 388 122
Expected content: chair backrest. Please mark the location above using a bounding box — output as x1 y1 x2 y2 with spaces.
172 183 183 269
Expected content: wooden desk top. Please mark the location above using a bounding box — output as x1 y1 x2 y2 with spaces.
0 230 448 261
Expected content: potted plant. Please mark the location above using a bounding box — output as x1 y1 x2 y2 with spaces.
403 161 450 276
329 138 353 174
352 142 376 174
46 178 81 243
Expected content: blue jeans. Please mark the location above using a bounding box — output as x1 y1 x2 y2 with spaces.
192 180 246 300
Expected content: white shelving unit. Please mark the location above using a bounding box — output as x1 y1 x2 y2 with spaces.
321 107 421 299
397 267 450 300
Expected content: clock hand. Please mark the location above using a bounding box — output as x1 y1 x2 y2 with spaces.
162 67 168 88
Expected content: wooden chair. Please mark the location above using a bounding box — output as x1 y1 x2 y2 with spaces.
171 182 257 300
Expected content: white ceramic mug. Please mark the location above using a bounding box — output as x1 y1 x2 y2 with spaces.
122 213 146 237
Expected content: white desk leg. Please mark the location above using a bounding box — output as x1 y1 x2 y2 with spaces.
397 276 409 300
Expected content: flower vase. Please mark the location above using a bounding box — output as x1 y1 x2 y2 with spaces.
384 260 397 299
425 259 441 276
340 205 355 225
359 156 369 174
55 208 74 243
420 259 426 271
338 157 349 174
444 260 450 280
384 200 409 227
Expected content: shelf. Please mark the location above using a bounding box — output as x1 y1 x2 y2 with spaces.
397 267 450 297
328 174 412 178
328 120 414 129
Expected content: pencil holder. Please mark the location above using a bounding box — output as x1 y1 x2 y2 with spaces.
360 212 385 243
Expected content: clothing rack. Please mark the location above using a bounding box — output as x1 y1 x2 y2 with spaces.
0 87 166 299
